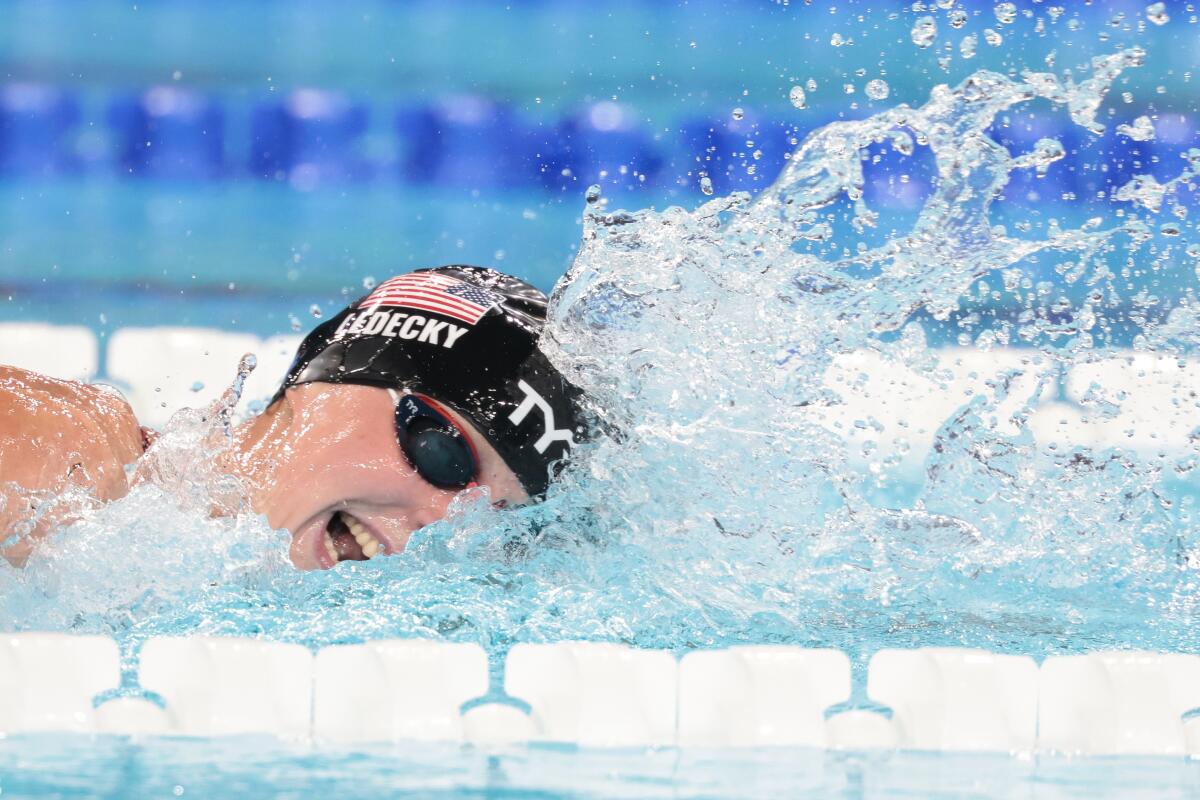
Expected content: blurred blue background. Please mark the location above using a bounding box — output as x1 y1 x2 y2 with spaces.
0 0 1193 338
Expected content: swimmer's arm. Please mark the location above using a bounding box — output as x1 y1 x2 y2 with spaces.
0 365 145 565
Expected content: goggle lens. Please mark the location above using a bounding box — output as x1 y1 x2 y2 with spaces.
394 393 479 490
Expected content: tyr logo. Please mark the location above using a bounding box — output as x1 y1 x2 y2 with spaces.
508 380 575 453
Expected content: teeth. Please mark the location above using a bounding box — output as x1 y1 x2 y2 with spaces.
322 530 337 564
342 512 384 560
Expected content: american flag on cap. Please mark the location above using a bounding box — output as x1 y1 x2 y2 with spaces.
360 272 501 325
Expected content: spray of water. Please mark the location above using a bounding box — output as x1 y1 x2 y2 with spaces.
2 48 1198 664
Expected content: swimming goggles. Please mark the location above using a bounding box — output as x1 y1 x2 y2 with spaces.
389 390 480 490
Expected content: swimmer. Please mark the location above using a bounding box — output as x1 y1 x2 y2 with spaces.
0 266 585 568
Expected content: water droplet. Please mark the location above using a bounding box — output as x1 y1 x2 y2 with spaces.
689 41 697 48
789 85 807 109
1115 174 1167 212
830 32 845 47
699 175 714 196
309 304 322 319
1030 138 1066 176
960 34 978 59
731 107 745 121
865 79 890 101
843 83 856 95
911 15 938 48
585 184 602 204
1187 243 1200 258
288 314 301 331
1146 2 1169 25
984 28 1003 47
949 9 968 29
806 78 817 92
190 381 205 393
1117 115 1156 142
994 2 1017 24
1160 222 1181 236
362 276 376 290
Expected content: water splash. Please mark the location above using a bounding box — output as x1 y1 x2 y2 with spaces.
2 48 1198 666
540 45 1198 654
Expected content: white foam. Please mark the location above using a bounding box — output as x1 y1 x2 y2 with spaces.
1065 353 1200 453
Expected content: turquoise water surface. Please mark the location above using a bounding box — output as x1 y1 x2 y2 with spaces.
2 1 1200 797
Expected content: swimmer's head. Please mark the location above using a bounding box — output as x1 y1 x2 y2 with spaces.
277 266 586 498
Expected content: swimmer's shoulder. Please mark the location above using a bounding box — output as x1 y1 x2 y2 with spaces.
0 364 146 461
0 365 148 566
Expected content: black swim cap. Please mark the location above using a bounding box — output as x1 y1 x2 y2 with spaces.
279 266 586 497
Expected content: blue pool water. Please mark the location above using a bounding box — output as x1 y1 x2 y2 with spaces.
3 735 1200 798
3 1 1200 797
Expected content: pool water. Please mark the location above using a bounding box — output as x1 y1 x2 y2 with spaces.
4 38 1196 670
3 3 1200 798
2 735 1199 799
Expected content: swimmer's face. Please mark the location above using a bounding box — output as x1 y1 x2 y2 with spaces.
239 383 527 570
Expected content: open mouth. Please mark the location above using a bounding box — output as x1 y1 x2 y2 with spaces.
323 511 386 563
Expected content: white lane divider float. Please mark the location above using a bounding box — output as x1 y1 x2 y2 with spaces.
504 642 678 748
106 327 297 427
0 633 119 734
3 633 1200 757
677 646 850 748
0 323 98 382
1039 651 1200 756
314 639 488 744
125 636 312 738
5 323 1197 458
868 647 1039 753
